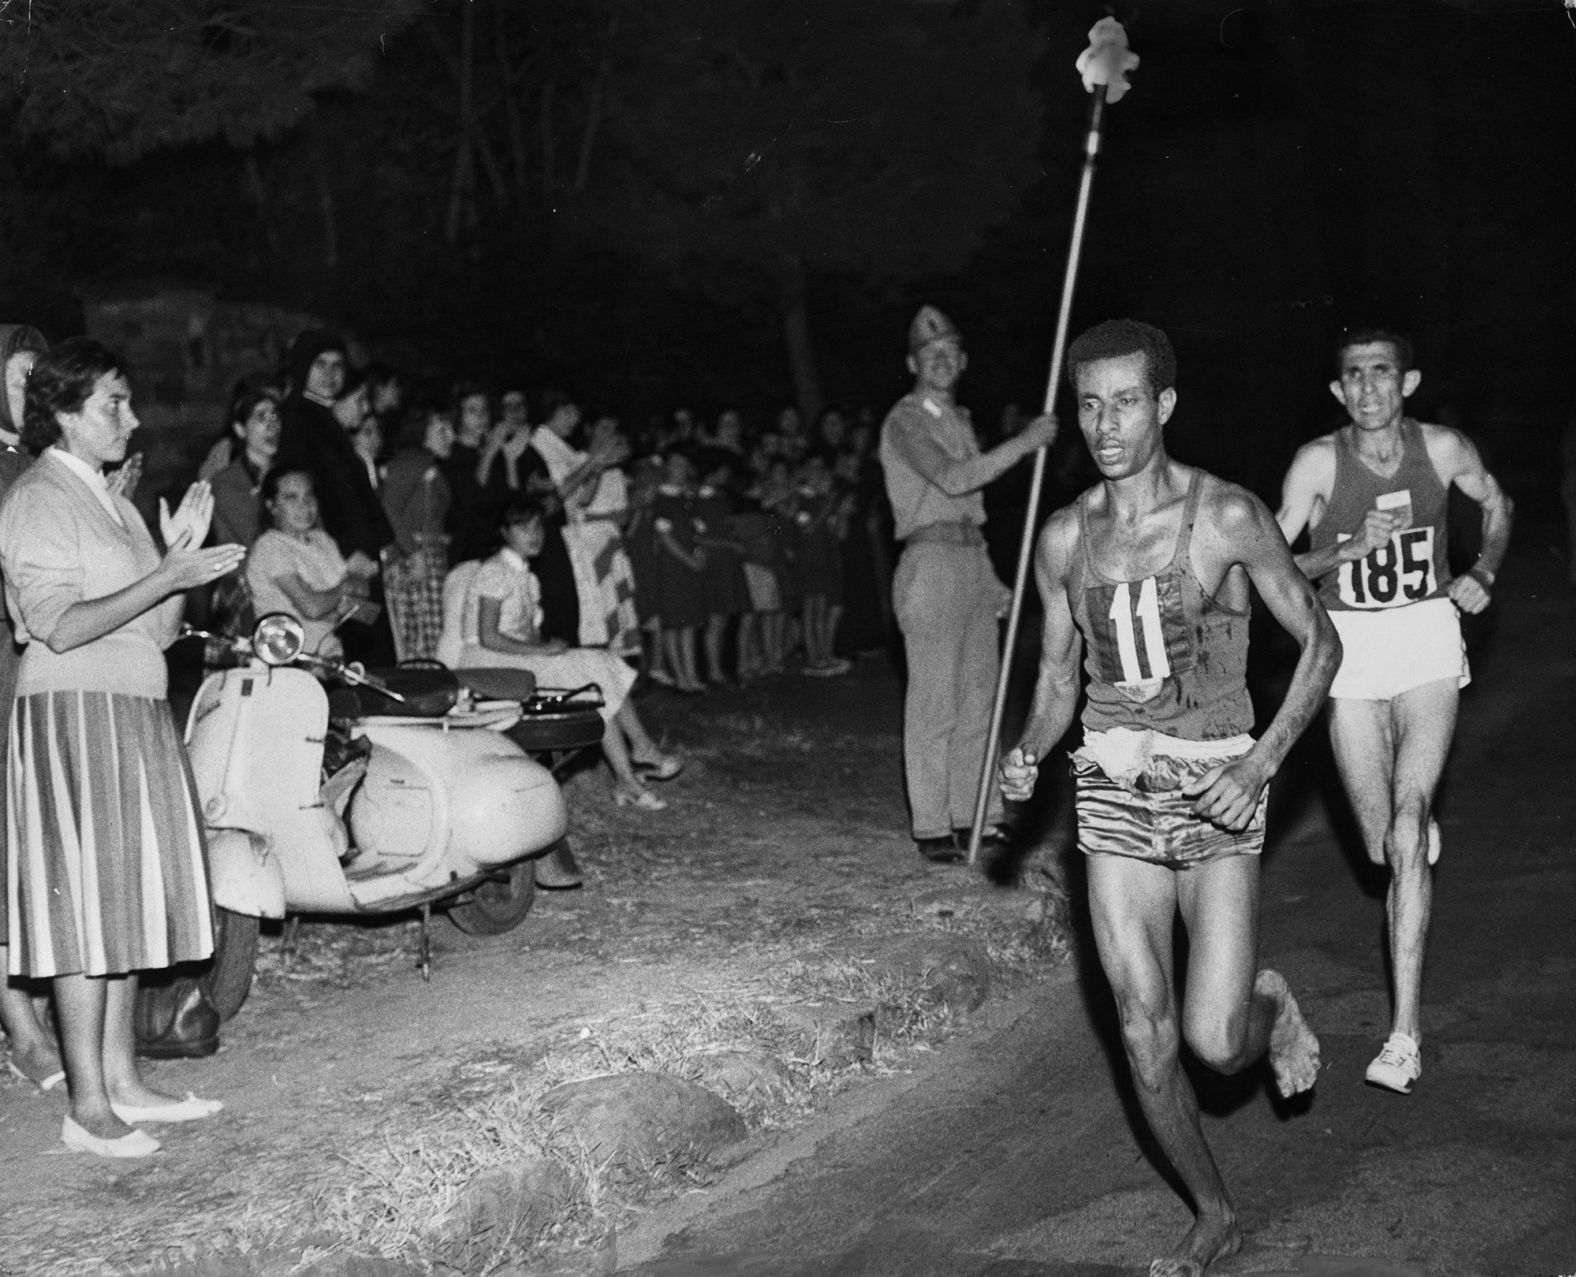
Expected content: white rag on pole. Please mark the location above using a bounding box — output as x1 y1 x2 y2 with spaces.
1075 17 1139 102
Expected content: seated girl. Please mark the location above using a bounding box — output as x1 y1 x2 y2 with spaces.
459 497 682 812
246 467 373 659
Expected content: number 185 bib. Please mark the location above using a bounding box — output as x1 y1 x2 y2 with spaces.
1336 526 1438 609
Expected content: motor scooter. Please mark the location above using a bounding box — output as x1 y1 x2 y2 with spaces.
183 612 601 1020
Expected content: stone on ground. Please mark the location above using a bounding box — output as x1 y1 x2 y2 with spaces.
540 1072 746 1176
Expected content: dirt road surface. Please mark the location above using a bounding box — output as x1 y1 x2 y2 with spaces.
4 530 1573 1276
0 638 1063 1274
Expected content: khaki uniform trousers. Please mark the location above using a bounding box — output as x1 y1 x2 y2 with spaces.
892 534 1006 840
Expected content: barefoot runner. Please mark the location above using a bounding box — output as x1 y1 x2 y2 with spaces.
1000 320 1338 1276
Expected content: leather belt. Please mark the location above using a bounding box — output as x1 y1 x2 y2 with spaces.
904 521 985 547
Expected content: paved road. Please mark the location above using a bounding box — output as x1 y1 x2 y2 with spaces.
617 558 1576 1277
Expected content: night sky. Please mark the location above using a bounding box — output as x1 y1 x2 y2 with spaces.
960 1 1576 500
1 1 1572 508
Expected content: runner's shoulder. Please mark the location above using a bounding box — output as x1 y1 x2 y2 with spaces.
1414 418 1482 475
1036 500 1082 577
1191 468 1270 533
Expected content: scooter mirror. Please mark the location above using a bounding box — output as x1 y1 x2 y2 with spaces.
252 613 306 666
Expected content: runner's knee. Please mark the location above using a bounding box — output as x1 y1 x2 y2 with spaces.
1385 799 1432 871
1112 991 1181 1090
1183 1005 1251 1076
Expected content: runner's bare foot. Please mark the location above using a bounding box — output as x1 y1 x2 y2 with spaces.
1148 1211 1243 1276
1256 968 1320 1096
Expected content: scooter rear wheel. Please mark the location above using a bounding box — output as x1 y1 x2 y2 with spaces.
201 906 260 1021
447 858 538 936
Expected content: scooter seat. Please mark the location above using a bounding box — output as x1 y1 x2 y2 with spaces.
330 666 461 720
452 668 539 702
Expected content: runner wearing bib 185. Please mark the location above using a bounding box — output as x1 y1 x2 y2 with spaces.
1276 326 1513 1097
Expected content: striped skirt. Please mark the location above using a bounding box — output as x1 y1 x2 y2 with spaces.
6 691 214 978
564 521 642 659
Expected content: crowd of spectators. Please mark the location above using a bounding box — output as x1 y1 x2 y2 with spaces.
0 319 906 1153
195 329 901 699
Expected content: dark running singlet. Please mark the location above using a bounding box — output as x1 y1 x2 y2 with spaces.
1310 418 1450 613
1073 472 1253 741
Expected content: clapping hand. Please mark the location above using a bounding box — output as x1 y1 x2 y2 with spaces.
501 428 533 464
161 540 246 592
592 434 631 468
160 481 215 551
346 549 381 580
108 452 143 502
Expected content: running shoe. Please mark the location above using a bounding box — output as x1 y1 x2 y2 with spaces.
1365 1031 1421 1094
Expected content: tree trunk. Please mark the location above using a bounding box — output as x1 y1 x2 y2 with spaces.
541 79 557 197
241 150 282 261
573 8 621 193
777 255 822 422
310 131 339 272
493 0 530 202
445 0 478 244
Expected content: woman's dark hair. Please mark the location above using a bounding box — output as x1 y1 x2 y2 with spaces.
365 361 398 396
451 381 492 416
228 372 282 434
398 402 438 451
0 324 47 364
337 365 369 402
539 386 578 419
260 464 313 509
501 494 548 531
22 337 126 454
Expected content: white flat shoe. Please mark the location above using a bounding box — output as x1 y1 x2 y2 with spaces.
62 1115 160 1158
110 1093 224 1124
614 786 667 811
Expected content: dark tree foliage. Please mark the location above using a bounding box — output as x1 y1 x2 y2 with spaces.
597 0 1050 413
0 0 426 163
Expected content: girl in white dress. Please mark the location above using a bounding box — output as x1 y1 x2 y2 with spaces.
460 498 682 811
247 467 374 658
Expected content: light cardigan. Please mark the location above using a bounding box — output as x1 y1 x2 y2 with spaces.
0 450 181 699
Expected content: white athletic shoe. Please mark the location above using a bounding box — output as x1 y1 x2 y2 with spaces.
1366 1032 1422 1094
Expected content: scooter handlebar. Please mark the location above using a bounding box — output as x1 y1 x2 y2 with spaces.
182 623 407 703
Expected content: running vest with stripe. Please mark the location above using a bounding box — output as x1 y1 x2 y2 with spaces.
1073 472 1254 740
1310 418 1450 613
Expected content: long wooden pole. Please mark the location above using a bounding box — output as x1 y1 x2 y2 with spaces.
966 84 1108 865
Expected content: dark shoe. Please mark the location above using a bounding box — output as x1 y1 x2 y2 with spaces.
953 826 1015 857
916 834 964 864
135 977 221 1060
534 840 584 890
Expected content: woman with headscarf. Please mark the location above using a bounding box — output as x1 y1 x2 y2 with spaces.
0 323 64 1092
275 329 396 665
0 337 245 1157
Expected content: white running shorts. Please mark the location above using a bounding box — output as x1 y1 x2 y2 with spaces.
1328 596 1470 700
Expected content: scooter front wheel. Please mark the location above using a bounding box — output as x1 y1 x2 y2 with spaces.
201 907 261 1021
447 858 538 936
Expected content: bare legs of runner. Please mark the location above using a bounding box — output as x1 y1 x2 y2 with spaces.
1328 679 1457 1057
1087 853 1320 1277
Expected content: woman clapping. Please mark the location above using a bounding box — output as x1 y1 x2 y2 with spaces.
0 338 244 1158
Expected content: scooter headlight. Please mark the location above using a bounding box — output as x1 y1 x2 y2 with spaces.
252 613 306 666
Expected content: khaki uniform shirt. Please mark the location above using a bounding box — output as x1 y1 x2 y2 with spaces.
878 392 987 541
